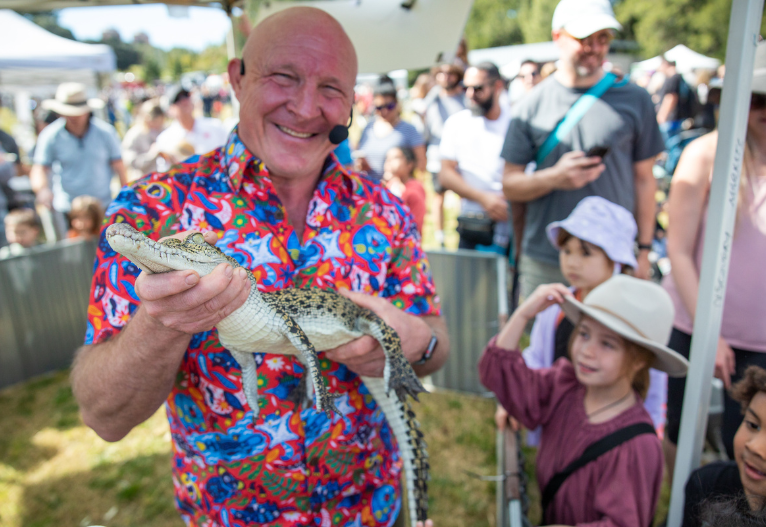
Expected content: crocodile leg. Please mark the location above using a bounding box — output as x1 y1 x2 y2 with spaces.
276 308 341 418
228 349 261 422
356 309 426 402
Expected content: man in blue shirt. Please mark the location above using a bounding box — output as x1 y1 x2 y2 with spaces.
31 82 126 238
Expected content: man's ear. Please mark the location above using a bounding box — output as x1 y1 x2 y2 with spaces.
227 59 244 94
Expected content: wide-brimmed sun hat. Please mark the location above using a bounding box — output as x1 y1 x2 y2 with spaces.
561 275 689 377
41 82 104 117
546 196 638 269
552 0 622 39
751 41 766 95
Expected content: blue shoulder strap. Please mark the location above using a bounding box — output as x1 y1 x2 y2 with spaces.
535 72 627 165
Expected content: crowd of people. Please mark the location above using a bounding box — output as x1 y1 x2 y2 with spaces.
0 0 764 525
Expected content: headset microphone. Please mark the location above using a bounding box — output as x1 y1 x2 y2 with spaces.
329 111 353 145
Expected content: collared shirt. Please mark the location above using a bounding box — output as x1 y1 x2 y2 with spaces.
85 129 440 527
34 117 122 212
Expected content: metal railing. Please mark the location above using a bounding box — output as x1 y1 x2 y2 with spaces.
0 239 96 389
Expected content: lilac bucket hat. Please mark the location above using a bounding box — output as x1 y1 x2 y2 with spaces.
546 196 638 268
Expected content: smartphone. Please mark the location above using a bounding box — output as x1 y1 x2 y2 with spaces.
585 145 610 159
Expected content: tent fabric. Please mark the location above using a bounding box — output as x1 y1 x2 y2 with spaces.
468 41 561 78
633 44 721 74
256 0 474 75
0 10 115 72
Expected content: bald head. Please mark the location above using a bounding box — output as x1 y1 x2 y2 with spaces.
229 6 358 184
243 7 357 84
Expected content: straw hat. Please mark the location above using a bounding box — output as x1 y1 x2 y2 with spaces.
561 275 689 377
41 83 105 117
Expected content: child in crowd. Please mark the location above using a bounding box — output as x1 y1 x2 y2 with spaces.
382 146 426 233
67 195 104 240
0 208 41 258
480 275 688 526
496 196 668 441
682 365 766 526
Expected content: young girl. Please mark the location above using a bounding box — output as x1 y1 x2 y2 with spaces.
67 195 104 240
497 196 667 440
382 146 426 233
480 275 688 526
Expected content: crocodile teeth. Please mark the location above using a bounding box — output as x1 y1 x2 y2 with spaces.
277 125 313 139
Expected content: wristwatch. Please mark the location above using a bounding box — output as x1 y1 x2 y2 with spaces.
414 328 438 365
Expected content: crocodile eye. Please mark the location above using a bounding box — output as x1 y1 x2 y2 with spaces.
191 233 206 244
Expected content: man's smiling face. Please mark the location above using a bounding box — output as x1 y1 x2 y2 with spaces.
231 9 357 183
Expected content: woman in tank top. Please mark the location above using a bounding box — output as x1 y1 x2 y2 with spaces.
663 41 766 483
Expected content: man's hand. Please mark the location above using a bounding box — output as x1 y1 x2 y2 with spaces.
135 230 251 335
714 337 736 390
479 192 509 222
324 289 431 377
635 250 651 280
35 186 53 208
551 151 605 191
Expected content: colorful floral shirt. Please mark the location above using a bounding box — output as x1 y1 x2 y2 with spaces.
85 129 440 527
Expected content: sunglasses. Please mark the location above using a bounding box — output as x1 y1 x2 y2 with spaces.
561 29 614 48
751 93 766 110
375 101 397 112
464 83 493 96
519 72 540 80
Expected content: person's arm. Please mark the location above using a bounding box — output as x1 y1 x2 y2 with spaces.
71 230 251 441
111 159 128 187
439 159 508 221
413 144 427 173
633 156 658 279
502 151 605 203
30 163 53 208
324 291 449 377
657 93 679 124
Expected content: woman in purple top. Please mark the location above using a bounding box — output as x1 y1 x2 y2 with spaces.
480 276 688 527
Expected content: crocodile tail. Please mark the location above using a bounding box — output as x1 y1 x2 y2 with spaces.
404 398 429 523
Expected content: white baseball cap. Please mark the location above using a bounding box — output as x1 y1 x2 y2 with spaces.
552 0 622 39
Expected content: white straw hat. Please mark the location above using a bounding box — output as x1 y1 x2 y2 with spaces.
552 0 622 39
561 275 689 377
41 82 105 117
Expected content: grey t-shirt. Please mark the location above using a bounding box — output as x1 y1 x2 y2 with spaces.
501 76 664 265
357 119 424 180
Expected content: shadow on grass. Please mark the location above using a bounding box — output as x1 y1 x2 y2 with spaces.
0 371 80 473
20 452 181 527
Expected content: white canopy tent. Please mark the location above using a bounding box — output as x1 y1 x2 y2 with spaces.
468 41 560 78
633 44 721 74
0 9 115 90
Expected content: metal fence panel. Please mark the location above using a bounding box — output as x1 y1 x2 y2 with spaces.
0 239 96 389
426 249 505 395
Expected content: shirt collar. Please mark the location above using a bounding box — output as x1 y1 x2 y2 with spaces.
222 126 350 194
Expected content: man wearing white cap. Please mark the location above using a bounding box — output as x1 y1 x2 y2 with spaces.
31 82 127 237
501 0 664 298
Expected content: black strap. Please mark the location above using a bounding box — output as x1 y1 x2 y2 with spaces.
541 422 656 523
553 316 575 363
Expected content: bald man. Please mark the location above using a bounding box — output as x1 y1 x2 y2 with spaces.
72 7 448 526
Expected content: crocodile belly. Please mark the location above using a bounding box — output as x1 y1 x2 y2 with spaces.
298 317 364 352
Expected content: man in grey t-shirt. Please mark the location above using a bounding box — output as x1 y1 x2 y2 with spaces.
502 0 663 297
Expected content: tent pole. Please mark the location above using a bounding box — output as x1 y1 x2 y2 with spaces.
665 1 764 526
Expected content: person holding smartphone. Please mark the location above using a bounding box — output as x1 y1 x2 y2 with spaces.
501 0 664 298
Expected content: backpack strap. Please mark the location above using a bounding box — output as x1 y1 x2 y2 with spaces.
541 422 656 524
535 72 627 165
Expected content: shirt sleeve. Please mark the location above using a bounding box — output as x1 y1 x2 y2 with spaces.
501 112 536 166
401 122 425 148
33 126 55 166
576 435 663 527
107 125 123 161
438 115 458 161
522 304 558 369
632 87 666 162
479 336 576 430
85 170 190 345
382 199 440 317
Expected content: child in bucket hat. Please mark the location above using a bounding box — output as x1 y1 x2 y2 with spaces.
497 196 668 442
480 275 688 526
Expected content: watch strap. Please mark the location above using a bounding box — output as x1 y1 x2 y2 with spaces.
414 329 437 365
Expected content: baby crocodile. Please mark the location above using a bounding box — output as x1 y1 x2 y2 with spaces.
106 222 429 525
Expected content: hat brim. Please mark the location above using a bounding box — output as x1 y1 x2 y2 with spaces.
41 98 104 117
752 70 766 95
562 296 689 377
563 14 622 39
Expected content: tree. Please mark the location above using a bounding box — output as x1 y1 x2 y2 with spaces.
616 0 766 61
516 0 559 43
463 0 525 50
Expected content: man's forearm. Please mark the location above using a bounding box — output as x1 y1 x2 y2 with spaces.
71 306 191 442
30 164 49 193
502 165 559 202
439 164 487 204
634 167 657 246
412 315 449 377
